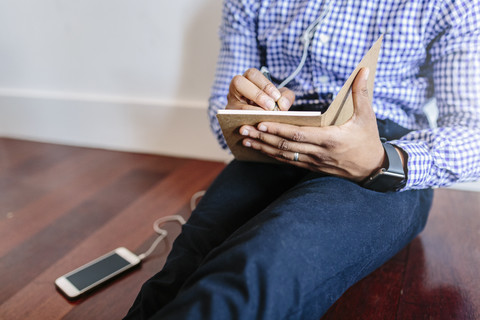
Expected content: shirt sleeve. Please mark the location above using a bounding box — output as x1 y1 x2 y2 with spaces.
208 0 262 149
391 0 480 190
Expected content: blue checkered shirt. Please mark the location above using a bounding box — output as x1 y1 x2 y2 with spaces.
208 0 480 190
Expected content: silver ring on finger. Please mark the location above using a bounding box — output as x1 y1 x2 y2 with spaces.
293 152 299 162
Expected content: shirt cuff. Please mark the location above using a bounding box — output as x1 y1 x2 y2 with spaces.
388 139 435 191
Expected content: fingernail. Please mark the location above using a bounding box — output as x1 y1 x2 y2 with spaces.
266 99 275 110
272 90 281 101
258 124 267 132
241 128 249 136
278 96 290 110
363 68 370 80
244 140 252 147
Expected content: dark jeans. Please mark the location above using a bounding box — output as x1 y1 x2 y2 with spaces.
124 119 434 319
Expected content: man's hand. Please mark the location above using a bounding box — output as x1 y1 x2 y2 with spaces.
226 68 295 111
239 68 386 182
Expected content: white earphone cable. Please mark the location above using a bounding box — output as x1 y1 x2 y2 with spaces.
138 215 186 261
137 189 207 261
278 0 334 88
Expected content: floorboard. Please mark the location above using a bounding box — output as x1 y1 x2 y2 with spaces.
0 138 479 319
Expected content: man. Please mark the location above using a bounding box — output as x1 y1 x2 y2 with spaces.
125 0 480 318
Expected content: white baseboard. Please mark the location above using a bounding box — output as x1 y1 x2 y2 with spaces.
447 182 480 193
0 89 232 162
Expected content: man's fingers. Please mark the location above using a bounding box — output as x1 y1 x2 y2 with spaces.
250 122 339 150
227 68 296 111
240 132 350 177
240 125 312 154
229 74 276 110
244 68 282 102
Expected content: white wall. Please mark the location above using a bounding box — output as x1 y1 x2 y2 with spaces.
0 0 221 99
0 0 231 161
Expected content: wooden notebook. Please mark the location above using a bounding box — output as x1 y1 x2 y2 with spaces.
217 35 383 163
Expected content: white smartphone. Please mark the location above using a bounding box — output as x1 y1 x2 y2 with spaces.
55 247 141 299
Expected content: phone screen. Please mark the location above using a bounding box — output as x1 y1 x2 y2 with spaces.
66 252 131 291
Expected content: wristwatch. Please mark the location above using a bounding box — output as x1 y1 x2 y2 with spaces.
362 141 406 192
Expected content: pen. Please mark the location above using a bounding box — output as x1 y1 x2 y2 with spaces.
260 66 280 111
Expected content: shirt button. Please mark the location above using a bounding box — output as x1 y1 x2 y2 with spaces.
318 75 329 84
318 33 330 44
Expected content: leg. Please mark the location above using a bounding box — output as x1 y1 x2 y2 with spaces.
150 175 433 319
124 160 308 319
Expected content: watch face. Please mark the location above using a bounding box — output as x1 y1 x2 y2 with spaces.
364 170 405 192
363 142 406 192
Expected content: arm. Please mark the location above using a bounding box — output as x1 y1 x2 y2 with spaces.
390 0 480 189
207 0 262 149
237 0 480 190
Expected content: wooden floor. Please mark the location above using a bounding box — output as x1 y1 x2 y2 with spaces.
0 138 479 319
